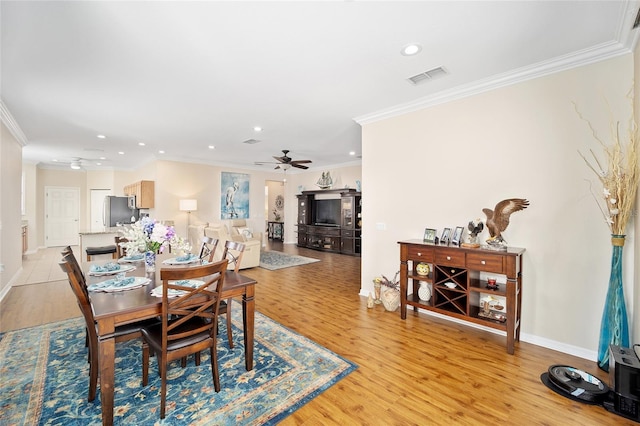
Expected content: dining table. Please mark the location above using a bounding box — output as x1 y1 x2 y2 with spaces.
86 254 257 426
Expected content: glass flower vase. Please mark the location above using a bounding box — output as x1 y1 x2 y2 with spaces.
597 234 630 371
145 251 156 273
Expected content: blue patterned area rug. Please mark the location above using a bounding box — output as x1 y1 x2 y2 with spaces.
259 251 320 271
0 303 356 425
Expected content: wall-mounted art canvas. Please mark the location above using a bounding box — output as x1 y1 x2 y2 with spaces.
221 172 250 219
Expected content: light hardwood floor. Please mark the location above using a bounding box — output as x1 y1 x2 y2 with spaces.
1 243 631 425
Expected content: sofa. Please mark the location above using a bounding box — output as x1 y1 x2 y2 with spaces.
188 222 261 270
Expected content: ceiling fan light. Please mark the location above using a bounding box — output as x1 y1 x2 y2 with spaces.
70 161 81 170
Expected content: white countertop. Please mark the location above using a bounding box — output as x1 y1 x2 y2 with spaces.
79 227 126 236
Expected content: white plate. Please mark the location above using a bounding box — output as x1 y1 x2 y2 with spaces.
150 279 205 297
89 264 136 276
88 276 150 292
118 254 145 263
162 255 200 265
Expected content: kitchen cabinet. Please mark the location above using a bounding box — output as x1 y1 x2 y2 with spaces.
124 180 155 208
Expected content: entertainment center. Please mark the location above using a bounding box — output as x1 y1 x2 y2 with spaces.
296 189 361 256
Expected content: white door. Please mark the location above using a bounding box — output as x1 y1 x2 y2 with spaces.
45 186 80 247
90 189 112 232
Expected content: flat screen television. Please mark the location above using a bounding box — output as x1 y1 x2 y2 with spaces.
313 199 341 226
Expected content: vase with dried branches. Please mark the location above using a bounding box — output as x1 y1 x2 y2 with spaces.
576 97 639 371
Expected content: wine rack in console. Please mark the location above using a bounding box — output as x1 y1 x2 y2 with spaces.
398 240 525 354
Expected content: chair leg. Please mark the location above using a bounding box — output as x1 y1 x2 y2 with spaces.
210 347 220 393
88 346 98 402
226 298 234 349
160 360 167 419
195 352 201 366
142 343 149 386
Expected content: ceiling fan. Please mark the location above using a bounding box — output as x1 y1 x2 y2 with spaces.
55 156 105 169
255 150 312 170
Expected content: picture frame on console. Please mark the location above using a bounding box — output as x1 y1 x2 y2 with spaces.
451 226 464 246
423 228 436 244
440 228 451 245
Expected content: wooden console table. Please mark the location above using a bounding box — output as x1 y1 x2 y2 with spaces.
398 240 525 354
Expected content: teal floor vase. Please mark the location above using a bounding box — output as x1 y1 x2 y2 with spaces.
597 234 630 372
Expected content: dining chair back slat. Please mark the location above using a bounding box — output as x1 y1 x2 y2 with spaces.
218 240 246 349
141 259 229 419
199 236 218 262
59 258 100 401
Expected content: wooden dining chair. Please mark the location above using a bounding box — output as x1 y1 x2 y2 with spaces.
59 254 159 402
218 240 246 349
140 259 229 419
115 236 129 258
198 236 218 262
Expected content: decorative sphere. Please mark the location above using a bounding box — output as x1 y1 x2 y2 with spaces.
416 262 430 276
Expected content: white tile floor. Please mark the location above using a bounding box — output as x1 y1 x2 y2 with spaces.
16 247 75 285
16 246 117 285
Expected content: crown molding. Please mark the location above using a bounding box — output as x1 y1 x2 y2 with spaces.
354 40 633 126
0 100 28 147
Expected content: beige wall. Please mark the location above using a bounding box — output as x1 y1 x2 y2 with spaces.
361 54 636 359
1 122 24 296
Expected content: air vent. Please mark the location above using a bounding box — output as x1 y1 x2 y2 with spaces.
243 139 260 144
407 66 448 85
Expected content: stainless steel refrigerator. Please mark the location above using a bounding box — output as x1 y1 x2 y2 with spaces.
103 196 139 227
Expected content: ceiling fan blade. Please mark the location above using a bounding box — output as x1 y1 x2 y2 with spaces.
290 160 312 164
274 165 281 170
273 156 287 163
292 163 309 170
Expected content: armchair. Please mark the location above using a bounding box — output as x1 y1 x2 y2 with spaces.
204 222 260 269
226 219 264 247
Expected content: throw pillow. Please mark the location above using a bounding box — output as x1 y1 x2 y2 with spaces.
237 227 253 239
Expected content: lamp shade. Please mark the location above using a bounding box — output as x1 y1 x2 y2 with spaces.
179 199 198 212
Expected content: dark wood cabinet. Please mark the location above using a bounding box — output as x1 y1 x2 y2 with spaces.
340 192 361 256
296 189 361 256
398 240 525 354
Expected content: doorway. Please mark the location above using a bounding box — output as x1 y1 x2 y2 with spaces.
265 180 285 241
45 186 80 247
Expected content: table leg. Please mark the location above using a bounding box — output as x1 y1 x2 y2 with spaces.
242 284 255 370
98 337 116 425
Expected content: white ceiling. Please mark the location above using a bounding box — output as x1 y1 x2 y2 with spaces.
2 1 639 171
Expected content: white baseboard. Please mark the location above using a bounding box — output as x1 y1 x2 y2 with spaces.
0 266 24 303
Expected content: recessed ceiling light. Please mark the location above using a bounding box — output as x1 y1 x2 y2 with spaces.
52 159 58 162
97 134 106 139
401 43 422 56
138 142 145 146
99 156 106 160
208 145 215 150
349 151 355 156
158 150 165 154
96 162 102 166
254 126 262 132
118 151 124 155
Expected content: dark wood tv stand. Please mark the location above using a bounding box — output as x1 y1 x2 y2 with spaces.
296 189 361 255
